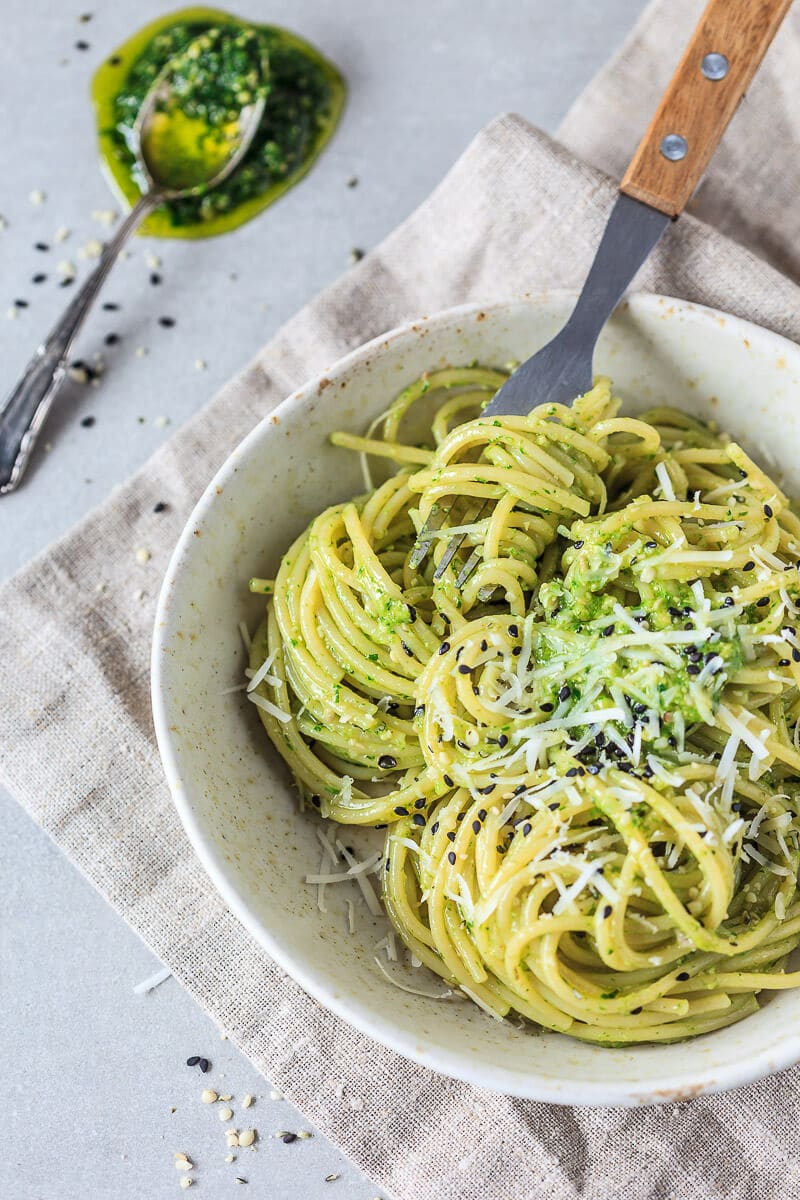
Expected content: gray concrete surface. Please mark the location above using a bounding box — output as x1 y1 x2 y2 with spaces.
0 1 647 1195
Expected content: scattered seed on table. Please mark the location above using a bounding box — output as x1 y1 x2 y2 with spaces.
108 54 122 65
135 546 151 564
325 1175 340 1183
6 307 18 320
174 1157 193 1170
198 1057 210 1073
241 1094 253 1109
349 247 364 263
104 332 120 345
59 277 74 287
194 358 206 370
186 1056 201 1067
158 316 176 327
146 253 162 269
80 415 96 427
225 1131 240 1148
235 1179 248 1185
238 1129 256 1147
75 39 90 50
34 241 49 251
135 346 148 358
269 1090 283 1100
102 301 120 311
29 190 46 206
218 1094 232 1102
32 273 47 284
150 272 162 285
346 176 358 188
282 1132 298 1144
54 226 70 242
297 1131 313 1140
179 1178 193 1190
153 500 168 513
201 1089 218 1104
219 1106 233 1121
14 299 28 308
224 1154 235 1163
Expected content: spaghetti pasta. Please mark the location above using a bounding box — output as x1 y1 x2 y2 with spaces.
247 368 800 1043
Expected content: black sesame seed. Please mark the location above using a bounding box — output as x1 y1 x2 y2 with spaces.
34 241 49 251
310 794 321 808
498 734 508 748
102 301 119 310
158 315 176 327
676 972 690 982
480 639 488 652
413 705 424 718
439 642 450 655
587 764 601 775
412 814 425 827
601 624 614 637
431 821 439 833
548 802 560 811
15 299 28 308
59 277 74 287
75 39 90 49
108 54 122 65
764 504 773 518
447 831 456 842
508 624 519 637
400 641 413 657
456 740 469 751
414 798 426 809
458 663 472 674
792 648 800 663
602 905 612 918
378 754 397 770
447 851 456 865
80 415 95 427
150 272 162 285
282 1133 298 1144
779 659 790 667
477 784 496 796
541 702 554 713
512 645 522 656
756 597 769 607
443 774 454 788
522 822 532 835
32 273 46 284
732 802 744 813
154 501 168 514
565 767 579 777
687 664 700 675
558 685 571 702
651 841 666 857
723 596 734 607
472 819 481 834
472 685 480 696
186 1055 201 1066
104 332 120 345
631 1006 643 1015
668 606 682 618
394 805 408 816
573 539 584 549
743 561 755 571
645 540 657 549
198 1058 210 1073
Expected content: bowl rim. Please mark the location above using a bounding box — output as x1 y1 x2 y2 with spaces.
152 292 800 1105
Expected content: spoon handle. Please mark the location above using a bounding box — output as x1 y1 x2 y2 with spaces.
0 193 158 495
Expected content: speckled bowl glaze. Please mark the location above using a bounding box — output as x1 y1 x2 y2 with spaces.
153 294 800 1105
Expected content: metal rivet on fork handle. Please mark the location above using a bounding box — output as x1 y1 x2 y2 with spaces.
701 52 729 80
660 133 689 161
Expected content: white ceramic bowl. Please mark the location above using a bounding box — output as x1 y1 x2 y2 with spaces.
153 293 800 1105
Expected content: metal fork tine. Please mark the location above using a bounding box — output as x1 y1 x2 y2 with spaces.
432 499 489 581
454 546 482 588
408 503 447 570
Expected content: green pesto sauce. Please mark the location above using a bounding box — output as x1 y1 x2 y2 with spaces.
92 7 345 238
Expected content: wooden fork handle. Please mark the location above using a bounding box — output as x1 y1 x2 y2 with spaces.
621 0 792 217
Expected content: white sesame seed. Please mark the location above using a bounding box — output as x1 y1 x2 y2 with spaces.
238 1129 256 1147
325 1175 340 1183
0 215 7 230
146 253 162 269
241 1095 253 1109
135 346 148 358
297 1131 312 1140
225 1131 240 1147
29 189 46 206
269 1090 283 1100
201 1089 218 1104
135 546 151 564
194 358 207 371
68 366 89 383
224 1154 235 1163
91 209 118 228
79 238 103 260
180 1177 193 1189
6 306 18 321
154 415 170 428
131 589 145 602
174 1158 193 1170
219 1106 233 1122
57 260 76 278
54 225 70 242
218 1094 232 1102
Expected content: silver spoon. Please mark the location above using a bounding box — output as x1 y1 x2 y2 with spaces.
0 49 266 495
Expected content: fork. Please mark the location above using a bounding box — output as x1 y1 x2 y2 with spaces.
409 0 791 588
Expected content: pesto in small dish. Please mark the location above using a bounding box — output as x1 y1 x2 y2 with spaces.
92 6 345 238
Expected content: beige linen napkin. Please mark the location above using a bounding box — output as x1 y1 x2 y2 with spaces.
4 3 800 1198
